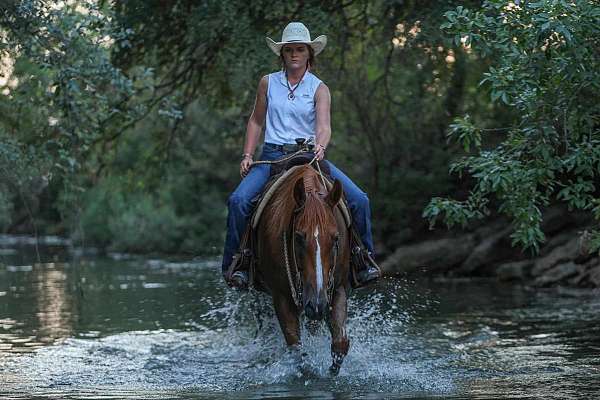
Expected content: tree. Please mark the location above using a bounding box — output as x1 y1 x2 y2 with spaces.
424 0 600 253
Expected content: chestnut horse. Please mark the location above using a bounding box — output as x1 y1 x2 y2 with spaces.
254 164 351 374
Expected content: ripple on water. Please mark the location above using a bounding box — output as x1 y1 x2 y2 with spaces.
3 263 599 399
0 278 459 398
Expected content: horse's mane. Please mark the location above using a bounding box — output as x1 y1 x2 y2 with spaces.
266 165 335 239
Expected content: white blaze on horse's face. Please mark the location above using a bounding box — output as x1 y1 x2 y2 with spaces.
314 226 324 293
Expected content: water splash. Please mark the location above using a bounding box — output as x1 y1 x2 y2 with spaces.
5 259 597 399
0 276 458 398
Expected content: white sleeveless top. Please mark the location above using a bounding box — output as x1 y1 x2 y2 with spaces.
264 70 323 145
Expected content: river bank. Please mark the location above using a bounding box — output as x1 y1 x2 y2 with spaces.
3 204 599 290
381 205 600 288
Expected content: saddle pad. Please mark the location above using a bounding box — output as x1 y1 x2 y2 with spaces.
251 165 352 230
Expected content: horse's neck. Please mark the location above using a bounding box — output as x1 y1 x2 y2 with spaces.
333 206 346 231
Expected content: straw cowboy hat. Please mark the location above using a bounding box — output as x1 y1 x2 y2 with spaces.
265 22 327 56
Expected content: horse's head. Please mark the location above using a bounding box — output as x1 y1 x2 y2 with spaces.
292 173 344 321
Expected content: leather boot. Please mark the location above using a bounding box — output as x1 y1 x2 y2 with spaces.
230 270 249 289
225 248 252 290
351 246 381 288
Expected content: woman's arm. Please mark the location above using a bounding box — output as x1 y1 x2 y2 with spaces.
240 75 268 177
314 83 331 161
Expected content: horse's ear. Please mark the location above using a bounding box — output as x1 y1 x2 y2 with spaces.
294 177 305 206
325 179 343 208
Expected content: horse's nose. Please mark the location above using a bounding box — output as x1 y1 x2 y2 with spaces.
304 298 325 321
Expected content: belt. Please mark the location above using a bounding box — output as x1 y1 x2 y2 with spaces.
265 142 315 153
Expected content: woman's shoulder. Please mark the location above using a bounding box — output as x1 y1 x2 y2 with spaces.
266 70 283 79
307 70 323 83
262 71 284 87
307 71 326 95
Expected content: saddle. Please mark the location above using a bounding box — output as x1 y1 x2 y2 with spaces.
269 152 331 177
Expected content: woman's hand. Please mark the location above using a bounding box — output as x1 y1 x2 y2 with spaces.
240 154 253 177
314 143 326 161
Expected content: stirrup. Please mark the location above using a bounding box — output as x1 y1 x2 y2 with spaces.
351 246 381 288
230 270 249 290
357 264 380 284
225 248 252 290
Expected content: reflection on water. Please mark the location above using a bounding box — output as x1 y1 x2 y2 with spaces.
0 263 75 354
0 241 600 399
35 265 74 345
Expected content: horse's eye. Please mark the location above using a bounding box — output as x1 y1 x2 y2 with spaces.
294 231 306 244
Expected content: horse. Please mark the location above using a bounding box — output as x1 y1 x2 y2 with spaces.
254 163 351 374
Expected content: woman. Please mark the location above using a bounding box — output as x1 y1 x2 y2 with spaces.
222 22 380 288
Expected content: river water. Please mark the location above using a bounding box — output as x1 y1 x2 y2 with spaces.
0 238 599 399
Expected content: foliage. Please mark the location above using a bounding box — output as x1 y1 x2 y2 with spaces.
73 102 231 254
0 1 146 171
2 0 597 257
102 0 486 248
424 0 600 253
75 176 217 254
0 133 50 231
0 0 152 234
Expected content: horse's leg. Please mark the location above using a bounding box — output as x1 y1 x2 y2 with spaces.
273 295 301 346
328 288 350 375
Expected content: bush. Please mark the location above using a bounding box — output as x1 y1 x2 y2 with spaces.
424 0 600 253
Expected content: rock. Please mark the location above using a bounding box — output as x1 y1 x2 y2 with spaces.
539 231 575 256
566 258 598 287
555 286 598 297
496 260 533 281
568 271 588 287
381 234 476 275
585 257 599 268
587 261 600 287
577 230 596 257
533 261 580 287
532 237 580 277
458 225 513 274
472 219 509 239
539 205 594 236
539 205 572 235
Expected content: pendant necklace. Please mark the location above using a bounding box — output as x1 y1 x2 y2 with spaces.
285 68 307 100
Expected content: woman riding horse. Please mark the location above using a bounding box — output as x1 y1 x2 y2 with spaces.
222 22 380 288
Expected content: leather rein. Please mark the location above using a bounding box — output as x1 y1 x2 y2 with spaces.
282 201 340 310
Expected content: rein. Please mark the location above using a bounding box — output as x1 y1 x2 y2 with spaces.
283 214 302 309
250 137 320 168
282 197 340 310
258 137 338 310
251 149 308 167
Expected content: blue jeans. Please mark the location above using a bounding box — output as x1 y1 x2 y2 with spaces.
222 143 374 272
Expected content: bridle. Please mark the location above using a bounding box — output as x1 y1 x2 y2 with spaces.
282 201 340 310
259 137 338 310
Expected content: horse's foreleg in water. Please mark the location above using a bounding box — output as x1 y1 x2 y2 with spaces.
273 295 301 346
328 288 350 375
